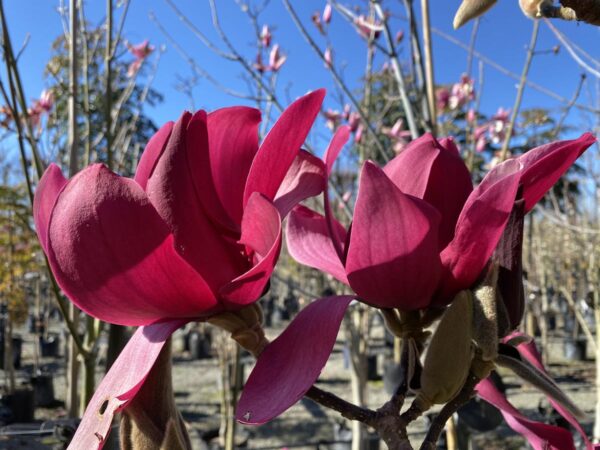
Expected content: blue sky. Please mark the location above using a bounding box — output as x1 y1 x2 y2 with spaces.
4 1 600 151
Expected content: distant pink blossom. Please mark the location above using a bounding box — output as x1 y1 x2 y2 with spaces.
324 109 342 130
322 3 332 24
467 108 476 123
354 123 364 143
261 25 272 47
127 40 154 77
324 47 333 68
449 74 475 110
312 11 324 34
36 90 54 112
347 112 360 132
269 44 287 72
436 87 450 111
354 15 382 39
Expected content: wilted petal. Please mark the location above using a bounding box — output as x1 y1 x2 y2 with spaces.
237 295 354 424
384 134 473 249
437 159 522 302
495 196 525 330
477 378 576 450
146 111 247 292
33 164 67 254
505 332 593 447
69 321 184 449
134 121 174 190
518 133 596 212
47 165 217 326
200 106 262 229
219 194 281 306
287 206 348 284
346 162 441 310
243 89 325 205
274 150 325 218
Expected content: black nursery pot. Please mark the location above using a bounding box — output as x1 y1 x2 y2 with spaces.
39 332 60 358
1 388 35 423
31 372 55 407
188 330 212 360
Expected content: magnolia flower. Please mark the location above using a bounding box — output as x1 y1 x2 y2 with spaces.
436 87 451 111
324 47 333 68
354 15 383 39
34 90 326 448
322 3 332 24
449 74 475 110
237 131 595 425
269 44 287 72
36 89 54 113
260 24 272 47
312 11 324 34
323 109 342 130
126 40 154 77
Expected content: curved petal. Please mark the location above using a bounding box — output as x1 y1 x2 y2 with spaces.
437 159 522 303
146 111 247 292
274 150 325 218
505 332 593 447
199 106 262 229
346 162 441 310
477 378 575 450
134 121 174 190
236 295 354 425
47 164 217 326
323 126 351 261
219 194 281 306
324 125 351 175
383 134 473 249
518 133 596 212
243 89 325 205
33 164 67 254
287 206 348 284
68 321 184 450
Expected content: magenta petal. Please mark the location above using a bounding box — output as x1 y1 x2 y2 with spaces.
324 125 351 175
236 295 354 424
134 121 174 190
518 133 596 212
146 111 247 292
287 206 348 284
437 159 522 302
274 150 326 218
505 332 593 447
219 194 281 306
201 106 262 228
384 134 473 249
68 321 184 450
323 126 351 260
47 165 217 326
346 162 441 310
243 89 325 205
477 378 575 450
33 164 67 254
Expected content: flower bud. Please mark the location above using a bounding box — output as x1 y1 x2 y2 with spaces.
415 291 474 411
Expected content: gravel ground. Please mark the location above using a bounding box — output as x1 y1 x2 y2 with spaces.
0 319 596 449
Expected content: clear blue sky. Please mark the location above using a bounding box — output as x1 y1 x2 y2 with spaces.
4 1 599 151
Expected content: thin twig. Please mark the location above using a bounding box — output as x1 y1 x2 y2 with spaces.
499 20 540 161
373 3 419 140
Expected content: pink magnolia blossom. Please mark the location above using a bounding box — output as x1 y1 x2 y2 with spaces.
354 15 382 39
383 119 412 154
260 24 272 47
237 131 596 425
36 89 54 112
126 40 154 77
449 74 475 110
34 90 327 448
324 47 333 68
322 3 332 24
436 87 450 111
323 109 342 130
269 44 287 72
